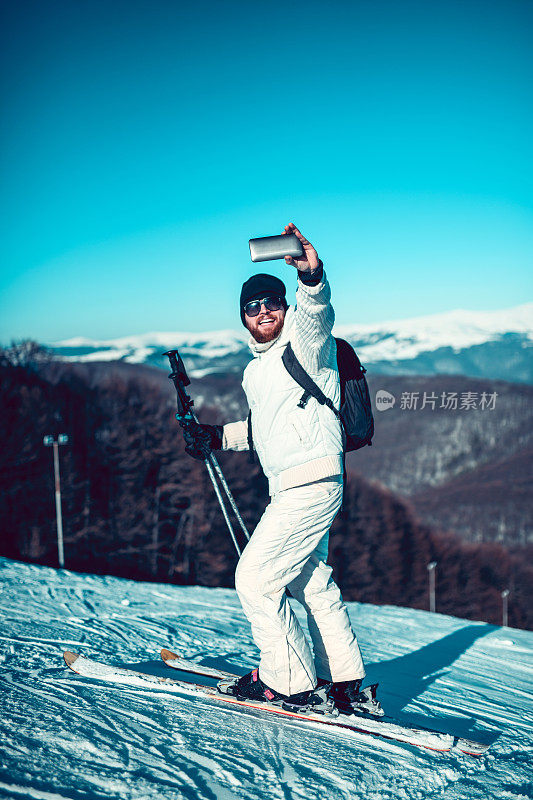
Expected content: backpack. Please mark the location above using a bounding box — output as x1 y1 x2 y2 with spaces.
246 338 374 462
282 338 374 452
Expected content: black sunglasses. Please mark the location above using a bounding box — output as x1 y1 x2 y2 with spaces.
243 296 285 317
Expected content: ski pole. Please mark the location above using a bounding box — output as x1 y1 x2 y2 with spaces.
203 456 243 556
164 349 250 539
206 451 250 541
164 350 250 555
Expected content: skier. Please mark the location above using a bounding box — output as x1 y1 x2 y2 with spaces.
182 223 367 714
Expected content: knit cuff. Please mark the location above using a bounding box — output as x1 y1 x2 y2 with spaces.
298 259 324 286
222 420 250 451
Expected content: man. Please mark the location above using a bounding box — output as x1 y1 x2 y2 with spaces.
182 223 366 714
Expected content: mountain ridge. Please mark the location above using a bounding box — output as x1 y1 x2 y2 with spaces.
49 302 533 383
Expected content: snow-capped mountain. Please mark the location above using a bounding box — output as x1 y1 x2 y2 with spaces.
51 329 249 378
50 302 533 383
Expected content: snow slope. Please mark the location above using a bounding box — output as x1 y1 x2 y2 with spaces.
1 557 532 800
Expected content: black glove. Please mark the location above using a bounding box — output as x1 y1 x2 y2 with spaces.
179 421 223 461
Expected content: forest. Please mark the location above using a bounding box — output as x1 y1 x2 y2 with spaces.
1 342 531 630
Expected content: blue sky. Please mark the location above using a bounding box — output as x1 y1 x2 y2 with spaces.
1 0 532 342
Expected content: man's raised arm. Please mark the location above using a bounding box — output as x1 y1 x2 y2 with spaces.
282 223 336 375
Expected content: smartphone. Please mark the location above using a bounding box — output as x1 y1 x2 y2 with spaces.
249 233 304 263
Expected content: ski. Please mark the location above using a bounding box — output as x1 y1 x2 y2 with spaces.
161 648 239 680
160 648 489 757
63 651 488 755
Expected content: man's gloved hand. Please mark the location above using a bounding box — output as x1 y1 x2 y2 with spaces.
179 420 223 461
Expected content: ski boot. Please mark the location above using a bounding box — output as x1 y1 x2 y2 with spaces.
218 669 338 717
324 678 384 717
282 684 337 717
217 668 286 704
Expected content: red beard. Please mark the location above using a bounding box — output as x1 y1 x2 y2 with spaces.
247 314 285 343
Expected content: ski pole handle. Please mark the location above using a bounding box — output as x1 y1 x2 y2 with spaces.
164 350 190 385
164 349 194 417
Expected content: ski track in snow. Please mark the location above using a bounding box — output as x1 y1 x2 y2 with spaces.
0 558 532 800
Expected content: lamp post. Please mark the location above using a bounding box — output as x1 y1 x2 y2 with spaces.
427 561 437 613
501 589 510 628
43 434 69 568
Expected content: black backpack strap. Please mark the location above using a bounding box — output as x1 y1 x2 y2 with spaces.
247 410 255 463
282 342 340 418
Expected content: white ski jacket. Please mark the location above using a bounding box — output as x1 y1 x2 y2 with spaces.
222 270 344 495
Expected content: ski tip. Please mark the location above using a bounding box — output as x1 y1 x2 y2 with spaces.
161 648 179 663
63 651 79 667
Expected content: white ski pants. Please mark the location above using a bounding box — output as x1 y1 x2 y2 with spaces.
235 475 365 696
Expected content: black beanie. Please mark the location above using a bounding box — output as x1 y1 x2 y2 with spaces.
239 273 287 326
